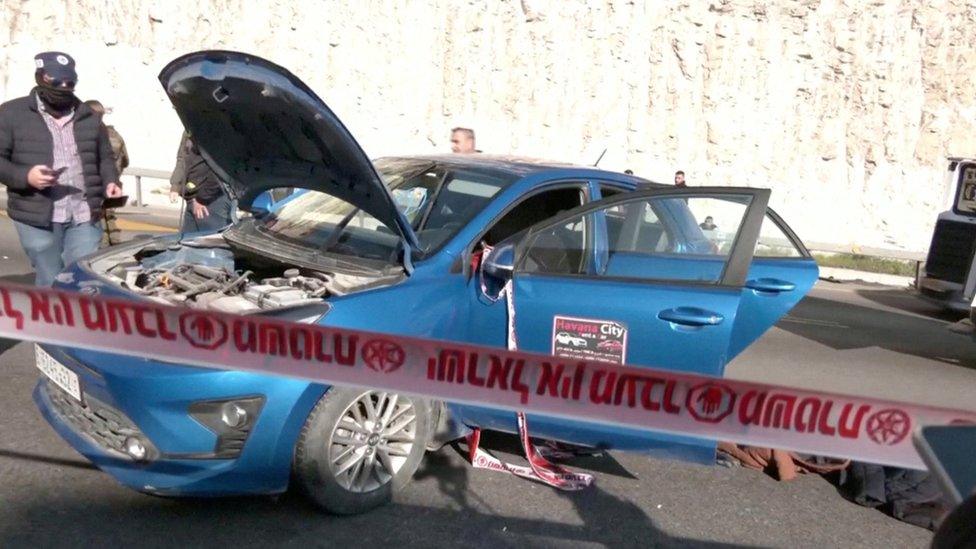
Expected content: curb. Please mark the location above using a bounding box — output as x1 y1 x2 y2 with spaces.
817 266 915 288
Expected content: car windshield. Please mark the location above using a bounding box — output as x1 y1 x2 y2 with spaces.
259 158 515 264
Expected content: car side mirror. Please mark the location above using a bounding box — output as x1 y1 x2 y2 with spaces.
247 190 274 218
479 242 515 301
481 243 515 301
483 242 515 281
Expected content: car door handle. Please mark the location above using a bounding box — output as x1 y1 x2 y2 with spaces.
745 278 796 293
657 307 724 327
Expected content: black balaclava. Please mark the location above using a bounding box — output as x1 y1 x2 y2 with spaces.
36 86 76 111
34 73 77 114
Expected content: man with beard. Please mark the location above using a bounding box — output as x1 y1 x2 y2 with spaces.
0 52 121 285
674 170 687 187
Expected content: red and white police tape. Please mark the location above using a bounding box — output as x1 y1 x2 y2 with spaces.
0 281 972 471
464 269 594 490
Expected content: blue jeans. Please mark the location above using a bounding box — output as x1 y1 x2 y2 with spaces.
181 194 238 234
14 220 103 286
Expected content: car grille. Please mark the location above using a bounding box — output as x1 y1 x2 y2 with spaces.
44 380 154 460
925 219 976 284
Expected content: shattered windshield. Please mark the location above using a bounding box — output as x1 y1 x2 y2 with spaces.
259 158 514 264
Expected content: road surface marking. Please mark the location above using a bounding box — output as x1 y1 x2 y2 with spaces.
781 315 848 328
115 218 176 233
2 209 173 233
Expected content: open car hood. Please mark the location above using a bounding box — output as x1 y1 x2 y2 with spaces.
158 50 419 251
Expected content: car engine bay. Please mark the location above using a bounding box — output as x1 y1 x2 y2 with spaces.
88 235 384 313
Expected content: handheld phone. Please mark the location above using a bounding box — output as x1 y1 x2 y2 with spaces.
102 195 129 209
913 425 976 504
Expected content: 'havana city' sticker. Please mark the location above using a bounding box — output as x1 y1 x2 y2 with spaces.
552 315 627 365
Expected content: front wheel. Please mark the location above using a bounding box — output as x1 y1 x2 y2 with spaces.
293 388 430 515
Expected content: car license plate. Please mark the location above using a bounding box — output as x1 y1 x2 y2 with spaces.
35 345 82 402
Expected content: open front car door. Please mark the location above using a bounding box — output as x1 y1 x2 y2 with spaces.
480 187 818 462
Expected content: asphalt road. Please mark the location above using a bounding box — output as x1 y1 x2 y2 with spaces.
0 216 972 548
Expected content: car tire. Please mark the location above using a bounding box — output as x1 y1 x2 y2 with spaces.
293 387 430 515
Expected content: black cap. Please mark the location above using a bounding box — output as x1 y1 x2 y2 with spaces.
34 51 77 83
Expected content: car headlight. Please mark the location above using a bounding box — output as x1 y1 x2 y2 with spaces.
124 436 150 462
188 396 265 458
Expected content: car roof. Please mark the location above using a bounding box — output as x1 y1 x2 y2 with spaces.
377 154 663 187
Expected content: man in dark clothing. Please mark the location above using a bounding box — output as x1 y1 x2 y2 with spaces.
0 52 121 286
179 136 236 232
169 130 189 203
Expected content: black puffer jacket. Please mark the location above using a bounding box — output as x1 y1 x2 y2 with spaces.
0 89 119 228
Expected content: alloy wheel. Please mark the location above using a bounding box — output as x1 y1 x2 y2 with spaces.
327 391 417 493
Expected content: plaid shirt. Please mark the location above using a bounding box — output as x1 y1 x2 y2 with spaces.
37 97 90 224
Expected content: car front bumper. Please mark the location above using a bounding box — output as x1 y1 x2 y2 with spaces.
33 344 325 497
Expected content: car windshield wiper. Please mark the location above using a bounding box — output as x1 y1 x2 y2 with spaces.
320 207 361 253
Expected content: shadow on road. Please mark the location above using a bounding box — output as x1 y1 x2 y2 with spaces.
0 438 746 547
0 489 747 548
556 484 737 549
414 432 738 547
0 452 748 547
854 287 965 323
0 448 96 470
781 295 976 369
413 443 491 512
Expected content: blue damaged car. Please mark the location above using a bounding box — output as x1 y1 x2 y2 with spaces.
34 51 818 514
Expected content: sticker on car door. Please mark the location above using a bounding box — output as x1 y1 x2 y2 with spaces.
551 315 627 365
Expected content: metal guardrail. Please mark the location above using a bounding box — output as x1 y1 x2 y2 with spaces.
805 241 927 263
804 242 926 284
122 167 172 207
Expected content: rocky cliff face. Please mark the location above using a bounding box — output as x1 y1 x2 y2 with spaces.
2 0 975 250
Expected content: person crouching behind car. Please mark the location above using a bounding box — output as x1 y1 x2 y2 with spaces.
179 135 236 233
0 51 122 286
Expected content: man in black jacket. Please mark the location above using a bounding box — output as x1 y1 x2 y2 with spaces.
176 135 236 233
0 52 121 286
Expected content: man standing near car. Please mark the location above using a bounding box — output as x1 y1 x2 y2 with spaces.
168 130 189 203
179 135 236 232
450 127 478 154
674 170 687 187
0 52 121 286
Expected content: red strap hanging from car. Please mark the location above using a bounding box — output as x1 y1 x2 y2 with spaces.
466 252 594 490
466 413 594 490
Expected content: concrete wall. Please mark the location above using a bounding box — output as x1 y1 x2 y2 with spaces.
2 0 975 250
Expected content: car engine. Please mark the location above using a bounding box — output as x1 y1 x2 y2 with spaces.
90 237 382 314
134 264 329 313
